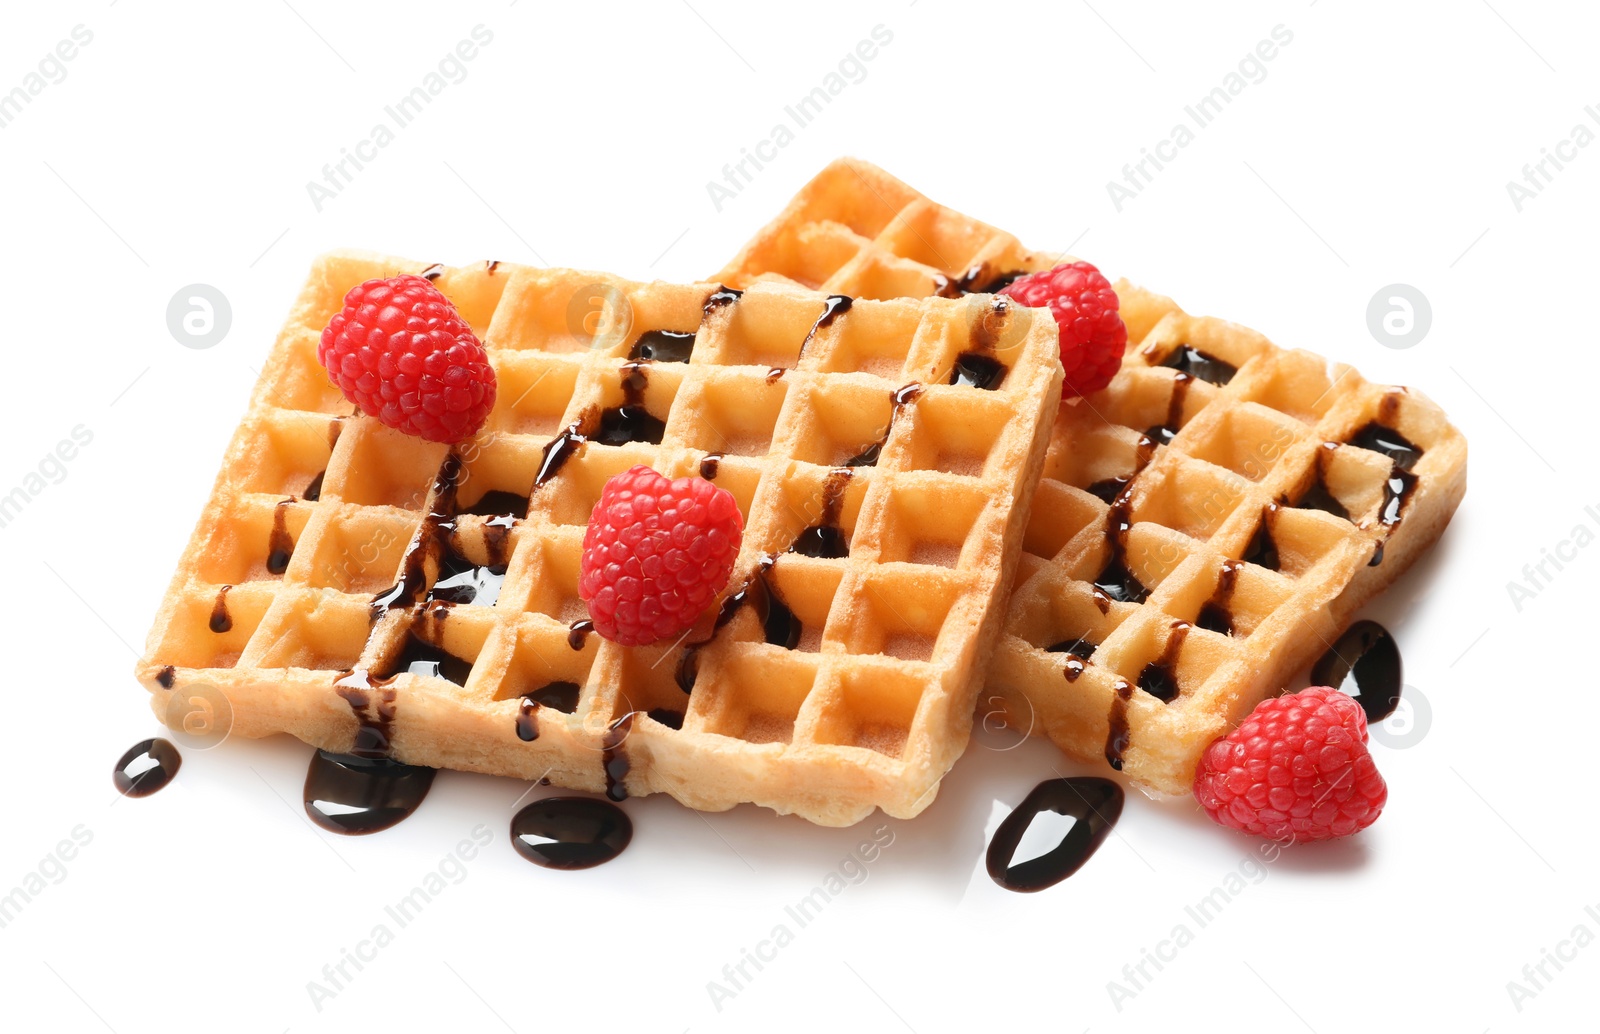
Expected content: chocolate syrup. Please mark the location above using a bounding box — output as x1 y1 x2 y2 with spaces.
371 456 463 615
595 364 665 446
714 557 801 648
486 259 501 274
462 490 528 520
703 286 743 314
568 619 594 650
799 295 853 357
629 329 697 363
1296 455 1351 522
420 263 445 281
1309 620 1403 723
1136 622 1189 703
1242 505 1281 571
335 669 399 756
986 777 1124 892
516 680 583 741
1104 680 1133 770
1047 636 1097 681
1159 344 1237 386
156 665 175 689
516 700 540 741
267 499 294 574
789 469 851 558
209 584 233 633
304 749 436 835
699 453 723 480
303 470 326 502
647 707 685 730
427 541 506 607
1349 421 1422 471
602 712 636 802
949 352 1007 390
535 422 588 488
675 647 701 693
394 634 474 686
1143 372 1193 447
1084 476 1133 505
510 797 632 870
1093 489 1149 609
765 367 786 384
1197 560 1243 636
113 738 181 797
846 384 922 467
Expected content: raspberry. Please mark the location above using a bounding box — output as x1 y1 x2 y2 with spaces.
1000 261 1128 398
318 274 496 443
579 466 744 647
1194 686 1388 843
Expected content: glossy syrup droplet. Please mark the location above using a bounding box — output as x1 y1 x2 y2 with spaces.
114 738 182 797
510 797 632 870
303 750 436 835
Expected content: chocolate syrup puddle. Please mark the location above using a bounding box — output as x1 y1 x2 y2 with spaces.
602 712 636 802
1197 560 1243 636
986 777 1124 892
427 540 506 607
699 453 723 479
371 455 463 615
208 585 233 633
1159 344 1237 386
1311 620 1403 723
113 738 181 797
511 797 632 870
1349 421 1422 471
304 750 436 835
1242 505 1281 571
789 469 852 558
267 499 295 575
845 383 922 467
1143 372 1193 447
629 329 697 363
1047 636 1097 682
462 489 528 520
303 470 326 501
1104 680 1134 770
595 363 665 446
568 619 594 650
1137 622 1190 703
950 353 1007 390
800 295 853 357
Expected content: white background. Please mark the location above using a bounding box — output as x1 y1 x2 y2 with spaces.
1 1 1594 1031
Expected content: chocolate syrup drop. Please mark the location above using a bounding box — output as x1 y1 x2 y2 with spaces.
629 329 697 363
699 453 723 480
1196 560 1243 636
800 294 853 357
267 499 294 574
462 489 529 520
1310 620 1403 723
703 287 743 314
789 469 852 558
1159 344 1237 385
568 619 594 650
602 712 636 802
304 750 436 835
303 470 326 502
113 738 181 797
536 422 588 488
845 384 922 467
1104 680 1133 770
949 352 1007 390
595 363 666 445
209 584 233 633
420 263 445 281
1349 422 1423 471
1242 505 1281 571
1047 636 1097 681
515 700 540 741
986 777 1124 892
510 797 633 870
427 541 506 607
1136 622 1190 703
156 665 175 689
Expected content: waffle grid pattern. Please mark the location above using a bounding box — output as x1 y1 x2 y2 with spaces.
720 159 1468 796
138 251 1064 825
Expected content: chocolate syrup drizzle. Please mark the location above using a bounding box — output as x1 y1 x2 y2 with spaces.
987 777 1124 892
209 585 233 633
1158 344 1237 385
1105 679 1134 770
789 469 852 558
799 294 853 359
595 363 665 446
1197 560 1244 636
845 383 923 467
1136 621 1190 703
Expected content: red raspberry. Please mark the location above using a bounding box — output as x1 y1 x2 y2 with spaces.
579 466 743 647
318 274 496 443
1000 261 1128 398
1194 686 1388 843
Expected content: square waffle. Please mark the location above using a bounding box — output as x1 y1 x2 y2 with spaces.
135 250 1064 825
719 159 1468 797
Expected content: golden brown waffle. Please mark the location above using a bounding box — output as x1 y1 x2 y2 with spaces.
135 250 1064 825
719 158 1468 797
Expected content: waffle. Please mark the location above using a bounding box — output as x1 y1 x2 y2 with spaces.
135 250 1064 825
719 159 1468 797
